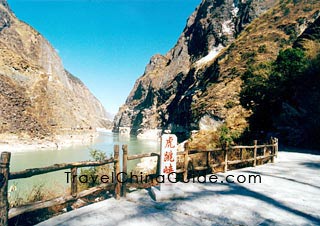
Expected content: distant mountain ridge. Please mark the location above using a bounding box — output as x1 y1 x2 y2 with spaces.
0 0 111 138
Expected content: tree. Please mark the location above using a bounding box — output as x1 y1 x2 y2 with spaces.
240 47 310 141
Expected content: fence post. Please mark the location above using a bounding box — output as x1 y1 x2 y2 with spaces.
271 138 278 163
275 138 279 158
156 153 161 176
207 151 210 172
224 146 228 173
271 139 275 163
183 142 189 182
0 152 11 226
71 167 77 197
114 145 120 200
253 140 257 167
122 144 128 198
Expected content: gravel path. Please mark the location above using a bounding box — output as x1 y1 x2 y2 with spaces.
37 150 320 226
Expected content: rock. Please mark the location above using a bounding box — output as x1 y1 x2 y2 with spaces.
113 0 278 138
118 127 131 136
199 114 223 131
71 199 87 210
133 157 158 176
177 140 187 152
94 197 103 202
113 0 320 147
136 129 161 140
0 0 112 137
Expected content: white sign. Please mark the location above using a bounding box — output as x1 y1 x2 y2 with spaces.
160 134 177 190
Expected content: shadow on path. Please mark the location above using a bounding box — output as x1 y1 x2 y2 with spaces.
132 177 320 225
242 170 320 190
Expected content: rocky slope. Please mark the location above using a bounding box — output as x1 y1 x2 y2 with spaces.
113 0 276 138
0 0 110 139
114 0 320 144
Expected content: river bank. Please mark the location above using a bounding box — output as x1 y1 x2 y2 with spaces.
0 131 102 153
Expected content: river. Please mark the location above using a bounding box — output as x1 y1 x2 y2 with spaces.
8 132 160 201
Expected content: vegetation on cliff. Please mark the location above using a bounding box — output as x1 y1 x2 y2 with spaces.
115 0 320 149
241 46 320 148
0 0 111 140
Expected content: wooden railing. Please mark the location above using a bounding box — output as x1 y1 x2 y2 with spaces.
0 145 121 226
121 138 279 197
0 138 278 226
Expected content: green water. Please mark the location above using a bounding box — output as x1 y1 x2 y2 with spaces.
8 132 159 199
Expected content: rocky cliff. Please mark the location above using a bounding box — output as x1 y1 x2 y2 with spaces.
0 0 110 138
113 0 276 138
114 0 320 143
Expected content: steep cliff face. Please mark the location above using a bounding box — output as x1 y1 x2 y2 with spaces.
113 0 277 138
114 0 320 142
0 1 110 137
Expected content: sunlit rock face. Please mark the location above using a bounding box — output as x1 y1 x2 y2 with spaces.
0 0 111 137
113 0 278 140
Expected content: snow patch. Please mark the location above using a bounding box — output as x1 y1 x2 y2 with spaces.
195 44 224 67
232 3 239 17
222 20 233 34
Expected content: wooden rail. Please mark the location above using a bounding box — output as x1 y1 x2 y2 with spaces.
9 158 115 180
9 183 114 219
121 138 278 198
0 137 279 225
127 152 160 161
0 145 121 226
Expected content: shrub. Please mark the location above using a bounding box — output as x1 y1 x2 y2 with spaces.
8 182 56 208
224 100 236 109
258 44 267 53
217 124 239 148
240 47 313 142
79 149 113 190
284 7 290 16
241 51 256 60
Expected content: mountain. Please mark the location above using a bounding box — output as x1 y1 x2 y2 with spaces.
113 0 320 147
0 0 111 139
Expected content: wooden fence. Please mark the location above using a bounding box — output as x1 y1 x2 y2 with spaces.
121 138 278 197
0 138 278 226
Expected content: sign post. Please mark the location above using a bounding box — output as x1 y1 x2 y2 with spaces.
151 134 186 201
160 134 177 191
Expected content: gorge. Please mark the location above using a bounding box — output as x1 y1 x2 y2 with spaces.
0 0 112 148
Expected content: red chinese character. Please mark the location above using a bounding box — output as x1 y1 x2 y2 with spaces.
163 164 174 174
164 150 174 162
165 136 175 148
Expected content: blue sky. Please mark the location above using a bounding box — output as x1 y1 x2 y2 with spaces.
8 0 200 114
